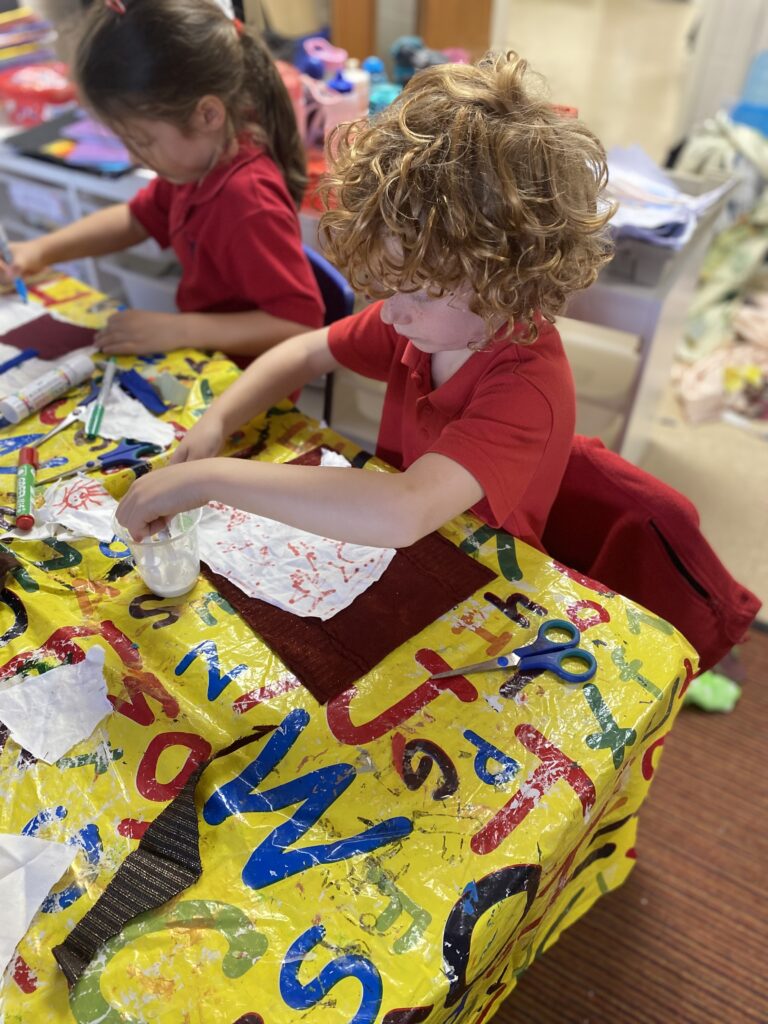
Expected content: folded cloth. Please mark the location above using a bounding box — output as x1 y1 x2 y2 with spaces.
200 448 497 703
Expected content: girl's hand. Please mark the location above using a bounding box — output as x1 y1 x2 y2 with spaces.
169 412 227 464
95 310 183 355
116 461 212 541
0 238 49 281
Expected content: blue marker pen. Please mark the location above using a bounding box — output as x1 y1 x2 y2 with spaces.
0 222 29 304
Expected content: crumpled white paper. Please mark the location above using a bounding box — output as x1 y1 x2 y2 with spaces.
0 833 77 979
0 475 117 543
40 475 118 542
74 385 176 447
197 449 396 620
0 646 113 763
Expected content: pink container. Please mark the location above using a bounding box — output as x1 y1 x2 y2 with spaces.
277 59 306 142
302 37 348 76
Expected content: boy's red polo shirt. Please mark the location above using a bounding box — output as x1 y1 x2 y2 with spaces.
328 301 575 551
129 140 324 329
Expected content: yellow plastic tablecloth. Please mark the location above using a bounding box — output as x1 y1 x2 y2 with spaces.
0 279 697 1024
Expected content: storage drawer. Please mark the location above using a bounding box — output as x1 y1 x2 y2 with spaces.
4 176 75 229
558 315 640 410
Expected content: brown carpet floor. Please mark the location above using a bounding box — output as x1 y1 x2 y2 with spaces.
497 627 768 1024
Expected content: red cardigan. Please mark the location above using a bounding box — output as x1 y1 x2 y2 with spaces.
542 436 761 673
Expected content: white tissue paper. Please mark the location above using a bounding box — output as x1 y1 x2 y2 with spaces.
41 475 119 542
197 449 396 620
0 475 118 543
0 646 113 763
0 833 77 978
74 385 175 447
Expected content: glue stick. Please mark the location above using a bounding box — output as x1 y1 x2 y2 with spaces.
15 446 38 531
0 352 95 424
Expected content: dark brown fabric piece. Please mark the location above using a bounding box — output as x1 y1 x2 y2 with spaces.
52 727 274 987
0 314 97 360
200 449 496 702
52 761 205 986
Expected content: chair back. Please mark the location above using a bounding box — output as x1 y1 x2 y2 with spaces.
303 245 355 424
303 245 355 326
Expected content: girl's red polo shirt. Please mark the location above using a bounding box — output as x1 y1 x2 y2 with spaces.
328 301 576 551
129 140 324 330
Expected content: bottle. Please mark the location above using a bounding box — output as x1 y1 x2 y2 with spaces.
362 55 387 84
302 37 348 78
0 351 95 424
343 58 370 113
324 71 367 142
369 81 402 115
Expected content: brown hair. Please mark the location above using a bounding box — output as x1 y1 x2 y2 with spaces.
320 51 614 342
75 0 306 205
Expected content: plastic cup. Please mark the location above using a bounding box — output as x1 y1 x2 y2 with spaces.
114 509 202 598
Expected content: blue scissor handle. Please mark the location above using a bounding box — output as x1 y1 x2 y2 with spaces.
92 439 163 473
513 618 597 683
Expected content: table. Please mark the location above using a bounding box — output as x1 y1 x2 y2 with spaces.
0 279 697 1023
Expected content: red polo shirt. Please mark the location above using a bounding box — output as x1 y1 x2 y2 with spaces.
129 140 324 330
328 301 575 550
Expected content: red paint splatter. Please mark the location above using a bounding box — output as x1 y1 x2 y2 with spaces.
117 818 150 840
12 955 38 993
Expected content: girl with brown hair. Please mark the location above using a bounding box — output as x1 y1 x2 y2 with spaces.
0 0 323 363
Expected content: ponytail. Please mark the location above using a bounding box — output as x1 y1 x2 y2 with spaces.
75 0 307 207
238 31 307 207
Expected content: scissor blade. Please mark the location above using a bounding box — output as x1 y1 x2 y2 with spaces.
36 465 81 486
430 656 518 679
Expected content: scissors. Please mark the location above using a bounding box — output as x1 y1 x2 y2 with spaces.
431 618 597 684
37 438 164 486
28 401 95 451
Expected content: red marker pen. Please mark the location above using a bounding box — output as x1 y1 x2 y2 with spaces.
15 446 38 531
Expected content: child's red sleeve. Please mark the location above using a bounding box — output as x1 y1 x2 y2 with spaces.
128 178 173 250
328 301 396 381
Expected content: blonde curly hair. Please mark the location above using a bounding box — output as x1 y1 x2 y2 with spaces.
319 51 614 343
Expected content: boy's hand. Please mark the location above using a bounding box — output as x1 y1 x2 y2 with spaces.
0 238 49 281
116 461 211 541
96 310 183 355
170 412 227 464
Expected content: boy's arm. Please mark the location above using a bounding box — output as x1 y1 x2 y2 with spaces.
116 325 485 546
117 450 483 548
169 326 336 462
0 205 148 279
95 308 314 358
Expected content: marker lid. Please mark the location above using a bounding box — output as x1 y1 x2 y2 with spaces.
18 446 38 468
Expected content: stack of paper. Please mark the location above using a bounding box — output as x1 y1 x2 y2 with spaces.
606 145 733 250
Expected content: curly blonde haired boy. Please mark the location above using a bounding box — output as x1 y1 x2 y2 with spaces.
117 52 614 555
322 51 612 342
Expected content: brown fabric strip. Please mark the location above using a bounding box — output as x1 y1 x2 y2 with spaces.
0 314 97 361
52 727 274 987
200 448 496 703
